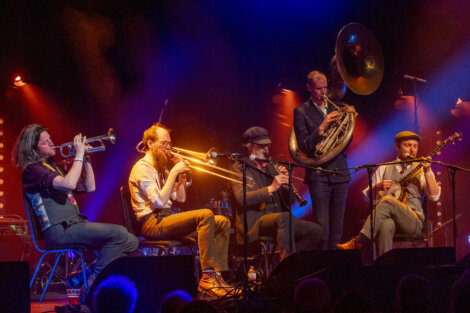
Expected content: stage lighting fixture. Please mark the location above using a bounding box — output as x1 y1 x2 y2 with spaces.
13 75 26 87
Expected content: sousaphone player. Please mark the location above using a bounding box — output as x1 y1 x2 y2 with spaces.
291 23 383 250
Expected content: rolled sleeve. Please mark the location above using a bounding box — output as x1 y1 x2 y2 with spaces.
23 163 61 194
133 161 167 209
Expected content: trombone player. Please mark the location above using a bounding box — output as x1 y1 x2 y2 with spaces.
294 71 356 250
128 123 233 298
230 126 322 260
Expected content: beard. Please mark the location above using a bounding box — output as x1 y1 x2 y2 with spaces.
152 148 171 173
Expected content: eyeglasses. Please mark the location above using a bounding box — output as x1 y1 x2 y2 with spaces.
158 141 173 148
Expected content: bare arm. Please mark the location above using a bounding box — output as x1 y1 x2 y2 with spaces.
422 157 440 199
82 156 96 192
52 134 91 191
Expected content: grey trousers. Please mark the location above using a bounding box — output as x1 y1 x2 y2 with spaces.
45 221 139 277
360 196 423 257
142 209 230 272
255 212 323 260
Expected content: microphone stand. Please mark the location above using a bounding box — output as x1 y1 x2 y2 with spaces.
269 159 344 256
343 158 470 261
237 154 342 275
342 159 422 261
429 160 470 254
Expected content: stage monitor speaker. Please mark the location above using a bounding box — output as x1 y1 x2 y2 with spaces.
457 251 470 266
266 250 362 304
0 262 30 313
85 256 198 313
374 247 456 266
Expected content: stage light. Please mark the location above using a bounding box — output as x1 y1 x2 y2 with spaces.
13 75 26 87
0 143 4 149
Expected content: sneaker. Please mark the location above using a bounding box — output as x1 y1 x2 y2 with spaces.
336 237 362 250
198 274 234 298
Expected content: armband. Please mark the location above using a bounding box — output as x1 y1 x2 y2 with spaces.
74 157 84 162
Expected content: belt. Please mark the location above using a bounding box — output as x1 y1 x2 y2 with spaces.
140 212 155 224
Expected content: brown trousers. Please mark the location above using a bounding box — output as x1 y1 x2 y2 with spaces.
142 208 230 272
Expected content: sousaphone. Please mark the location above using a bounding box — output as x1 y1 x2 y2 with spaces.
289 22 384 167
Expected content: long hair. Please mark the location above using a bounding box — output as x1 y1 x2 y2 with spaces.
12 124 48 169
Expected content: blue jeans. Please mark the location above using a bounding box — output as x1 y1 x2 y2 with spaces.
45 221 138 276
308 181 348 250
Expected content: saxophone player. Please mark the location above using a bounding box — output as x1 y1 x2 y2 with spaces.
230 126 322 260
293 70 356 250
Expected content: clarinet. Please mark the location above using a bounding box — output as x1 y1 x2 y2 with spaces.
270 160 307 207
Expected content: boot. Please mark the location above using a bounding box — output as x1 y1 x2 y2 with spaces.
198 273 234 298
336 237 363 250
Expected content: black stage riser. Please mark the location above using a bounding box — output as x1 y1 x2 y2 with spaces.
374 247 456 266
85 256 197 313
266 248 460 313
0 262 30 313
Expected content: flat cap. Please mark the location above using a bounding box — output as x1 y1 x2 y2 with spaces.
394 131 421 143
243 126 272 144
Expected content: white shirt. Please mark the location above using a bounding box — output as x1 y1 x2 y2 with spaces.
128 153 177 220
362 158 441 202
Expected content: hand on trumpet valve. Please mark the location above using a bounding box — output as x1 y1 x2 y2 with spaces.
73 134 87 157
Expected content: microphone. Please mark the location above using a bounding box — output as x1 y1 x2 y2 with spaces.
249 154 270 162
210 152 241 159
403 74 427 84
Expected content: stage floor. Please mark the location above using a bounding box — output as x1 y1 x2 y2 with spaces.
30 292 91 313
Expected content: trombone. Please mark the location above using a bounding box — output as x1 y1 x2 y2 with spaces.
52 128 116 158
168 147 254 187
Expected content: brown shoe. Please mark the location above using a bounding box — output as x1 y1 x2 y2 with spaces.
336 237 362 250
198 274 234 298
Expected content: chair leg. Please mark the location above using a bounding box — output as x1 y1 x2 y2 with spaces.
40 252 64 302
30 253 48 289
260 241 270 279
189 246 200 283
78 253 88 292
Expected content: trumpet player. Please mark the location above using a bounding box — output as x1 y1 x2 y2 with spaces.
231 126 322 260
128 123 233 298
294 70 356 250
13 124 138 299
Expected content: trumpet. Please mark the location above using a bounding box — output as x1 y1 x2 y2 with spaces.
168 146 254 187
52 128 116 158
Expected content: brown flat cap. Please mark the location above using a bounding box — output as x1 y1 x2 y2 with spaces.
394 131 421 143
